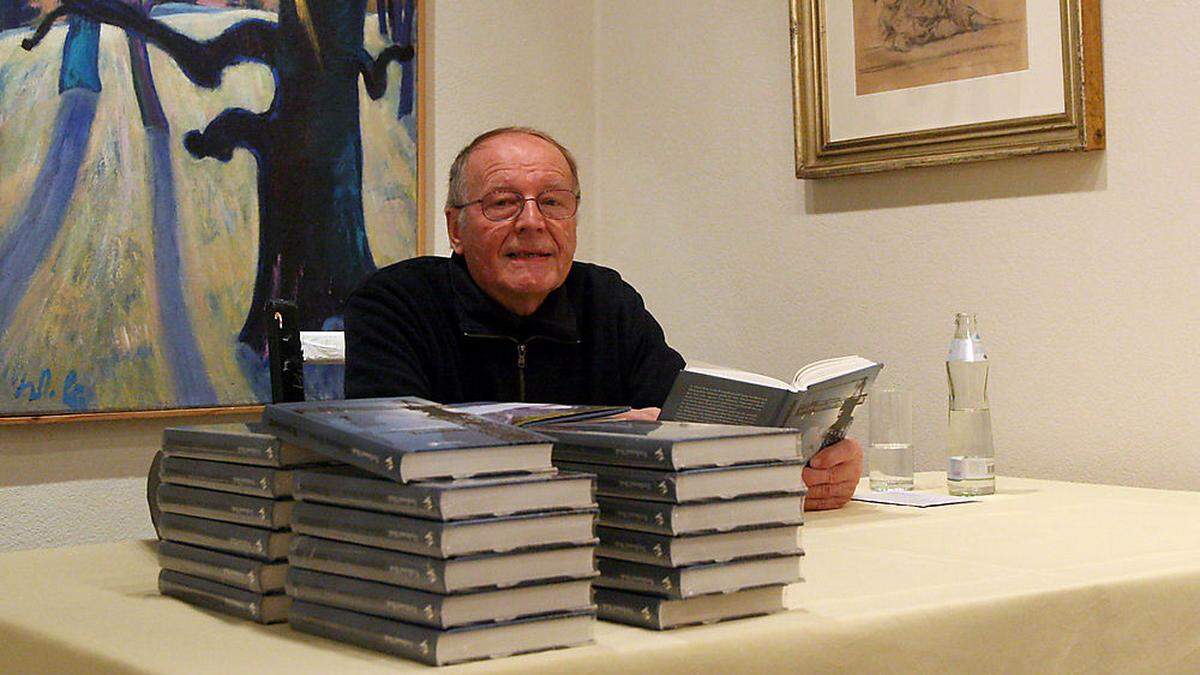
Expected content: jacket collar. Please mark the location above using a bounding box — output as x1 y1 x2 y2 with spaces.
449 254 580 343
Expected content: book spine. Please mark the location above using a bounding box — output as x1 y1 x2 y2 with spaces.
288 600 441 665
596 498 676 535
158 569 289 624
596 527 673 565
288 535 447 593
161 442 283 466
157 541 282 593
285 567 445 628
595 557 684 599
292 471 444 519
160 456 292 498
291 502 445 557
552 441 675 469
160 513 289 561
592 471 678 502
593 589 664 630
156 484 291 529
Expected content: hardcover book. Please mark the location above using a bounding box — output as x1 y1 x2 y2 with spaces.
290 502 596 558
288 601 595 666
159 456 294 498
162 422 329 467
596 525 803 567
293 467 595 520
448 402 629 427
288 535 597 593
596 493 806 535
594 585 787 630
554 460 805 503
157 483 293 530
262 397 554 482
595 553 804 599
158 540 289 593
542 419 800 469
660 356 882 462
159 512 293 561
158 569 291 624
285 568 594 629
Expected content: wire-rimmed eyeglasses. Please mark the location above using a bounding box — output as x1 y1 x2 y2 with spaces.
453 189 580 222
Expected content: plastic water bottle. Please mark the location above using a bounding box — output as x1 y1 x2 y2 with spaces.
946 312 995 495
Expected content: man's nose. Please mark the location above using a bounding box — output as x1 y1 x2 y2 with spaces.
512 197 548 232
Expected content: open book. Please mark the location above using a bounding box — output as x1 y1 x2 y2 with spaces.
659 355 882 462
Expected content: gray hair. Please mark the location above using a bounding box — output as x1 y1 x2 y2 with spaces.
445 126 580 212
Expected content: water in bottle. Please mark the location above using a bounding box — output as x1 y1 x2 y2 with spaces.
946 312 995 496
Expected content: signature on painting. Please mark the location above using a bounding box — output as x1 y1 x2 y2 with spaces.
10 368 92 410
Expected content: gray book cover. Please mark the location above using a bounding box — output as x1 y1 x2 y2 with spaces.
261 397 554 482
162 422 329 467
554 459 805 503
288 601 595 666
285 568 593 629
660 360 882 462
293 467 594 520
596 525 803 567
595 553 804 599
596 493 805 535
158 540 288 593
156 483 293 530
159 455 293 498
160 512 292 561
287 535 597 594
290 501 596 558
158 569 290 624
594 586 786 630
544 419 798 470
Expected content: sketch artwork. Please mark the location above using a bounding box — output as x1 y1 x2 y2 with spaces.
853 0 1029 95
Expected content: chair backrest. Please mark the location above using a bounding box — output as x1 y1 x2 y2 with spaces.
266 299 306 403
266 299 347 403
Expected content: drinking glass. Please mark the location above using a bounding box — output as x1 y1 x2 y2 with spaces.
868 387 914 491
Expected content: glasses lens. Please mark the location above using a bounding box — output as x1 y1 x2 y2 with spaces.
481 191 524 220
537 190 578 219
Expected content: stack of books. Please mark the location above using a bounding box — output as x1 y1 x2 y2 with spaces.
154 423 329 624
544 420 807 630
261 397 600 666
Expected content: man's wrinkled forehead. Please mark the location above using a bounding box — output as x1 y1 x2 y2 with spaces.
465 132 576 191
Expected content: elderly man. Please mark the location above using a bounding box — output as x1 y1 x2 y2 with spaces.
344 126 861 510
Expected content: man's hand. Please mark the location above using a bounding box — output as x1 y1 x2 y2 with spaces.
802 437 863 511
609 407 661 421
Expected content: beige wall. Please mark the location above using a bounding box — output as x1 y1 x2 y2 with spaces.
4 0 1198 551
592 1 1200 489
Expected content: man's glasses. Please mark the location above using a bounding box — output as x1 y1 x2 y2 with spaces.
455 189 580 222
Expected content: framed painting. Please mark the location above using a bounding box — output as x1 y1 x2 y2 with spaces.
0 0 425 422
790 0 1104 178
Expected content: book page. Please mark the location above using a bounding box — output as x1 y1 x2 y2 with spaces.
686 364 794 391
791 355 877 390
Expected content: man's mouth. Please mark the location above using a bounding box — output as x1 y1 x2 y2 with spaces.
505 251 552 260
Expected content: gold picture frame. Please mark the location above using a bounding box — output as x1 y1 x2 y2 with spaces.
790 0 1104 178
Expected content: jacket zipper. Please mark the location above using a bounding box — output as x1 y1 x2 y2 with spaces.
461 332 580 403
516 343 528 401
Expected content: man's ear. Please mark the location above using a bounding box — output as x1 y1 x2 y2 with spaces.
445 208 464 254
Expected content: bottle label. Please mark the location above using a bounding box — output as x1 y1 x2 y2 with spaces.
947 456 994 481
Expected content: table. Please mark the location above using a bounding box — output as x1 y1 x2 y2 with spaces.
3 473 1200 673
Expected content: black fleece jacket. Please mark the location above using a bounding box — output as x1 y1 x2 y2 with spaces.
343 255 685 407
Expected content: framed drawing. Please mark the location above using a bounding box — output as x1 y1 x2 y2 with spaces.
790 0 1104 178
0 0 424 422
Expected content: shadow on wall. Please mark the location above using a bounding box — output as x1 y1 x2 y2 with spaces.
799 151 1107 214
